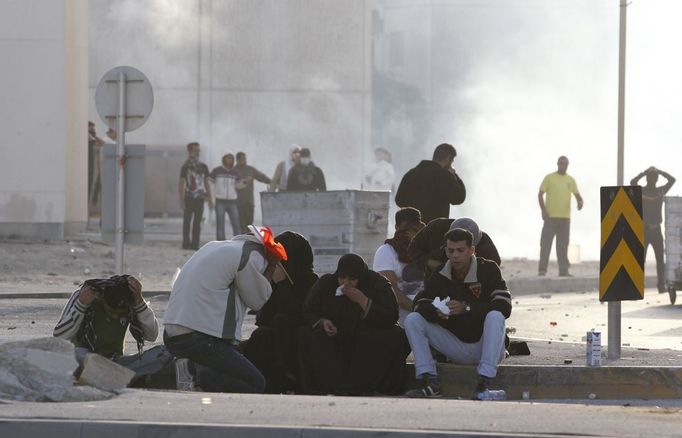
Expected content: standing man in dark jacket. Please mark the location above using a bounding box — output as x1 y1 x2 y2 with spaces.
404 228 511 399
234 151 271 233
395 143 466 224
287 148 326 192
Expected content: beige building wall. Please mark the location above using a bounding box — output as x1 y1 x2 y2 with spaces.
0 0 88 239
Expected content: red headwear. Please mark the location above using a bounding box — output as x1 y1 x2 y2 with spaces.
248 225 288 261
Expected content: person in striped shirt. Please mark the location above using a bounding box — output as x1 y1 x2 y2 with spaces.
53 275 166 383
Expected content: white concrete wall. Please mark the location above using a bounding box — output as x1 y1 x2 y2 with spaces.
0 0 88 239
88 0 372 222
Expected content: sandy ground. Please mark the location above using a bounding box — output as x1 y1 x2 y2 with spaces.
0 238 607 292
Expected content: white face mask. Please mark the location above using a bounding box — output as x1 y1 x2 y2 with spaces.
300 158 311 166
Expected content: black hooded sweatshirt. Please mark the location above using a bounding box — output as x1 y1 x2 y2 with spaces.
256 231 319 327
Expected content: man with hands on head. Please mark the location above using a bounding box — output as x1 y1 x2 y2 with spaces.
404 228 512 399
631 166 676 295
54 275 165 383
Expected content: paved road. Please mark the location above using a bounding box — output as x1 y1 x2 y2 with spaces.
3 288 681 354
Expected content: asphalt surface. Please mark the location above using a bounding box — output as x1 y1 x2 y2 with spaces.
2 237 682 436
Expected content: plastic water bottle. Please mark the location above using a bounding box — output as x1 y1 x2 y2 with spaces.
476 389 507 401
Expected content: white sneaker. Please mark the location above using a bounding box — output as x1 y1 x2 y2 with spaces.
174 358 195 391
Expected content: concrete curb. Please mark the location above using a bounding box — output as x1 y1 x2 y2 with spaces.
0 419 569 438
427 363 682 400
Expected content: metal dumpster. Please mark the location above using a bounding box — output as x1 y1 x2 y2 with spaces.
260 190 390 273
665 196 682 304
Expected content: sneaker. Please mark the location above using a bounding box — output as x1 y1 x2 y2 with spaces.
405 377 442 398
537 271 546 277
175 358 196 391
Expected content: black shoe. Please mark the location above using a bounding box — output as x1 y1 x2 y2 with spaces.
558 273 573 277
474 375 491 393
537 271 546 277
405 376 441 398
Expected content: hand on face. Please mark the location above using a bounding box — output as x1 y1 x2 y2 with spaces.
447 299 466 315
270 262 287 284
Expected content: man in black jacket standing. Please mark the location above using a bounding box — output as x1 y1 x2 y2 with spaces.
403 228 511 399
395 143 466 224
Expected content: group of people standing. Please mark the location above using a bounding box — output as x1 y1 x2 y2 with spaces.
178 142 327 250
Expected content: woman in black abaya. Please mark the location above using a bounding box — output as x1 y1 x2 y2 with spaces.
242 231 318 393
297 253 408 395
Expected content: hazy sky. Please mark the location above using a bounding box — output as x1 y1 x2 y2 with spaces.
434 0 682 261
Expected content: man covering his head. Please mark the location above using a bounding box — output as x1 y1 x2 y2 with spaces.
54 275 165 384
163 227 287 393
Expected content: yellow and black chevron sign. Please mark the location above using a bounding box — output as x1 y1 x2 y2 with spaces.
600 186 644 301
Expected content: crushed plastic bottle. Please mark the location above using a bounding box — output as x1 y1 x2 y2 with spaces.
476 389 507 401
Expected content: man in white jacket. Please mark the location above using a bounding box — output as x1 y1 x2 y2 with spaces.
164 230 287 392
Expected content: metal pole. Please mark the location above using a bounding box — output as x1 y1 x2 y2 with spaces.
115 71 127 274
609 0 628 360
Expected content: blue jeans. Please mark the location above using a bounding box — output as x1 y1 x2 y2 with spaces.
164 331 265 393
74 345 173 386
404 311 506 379
215 199 241 240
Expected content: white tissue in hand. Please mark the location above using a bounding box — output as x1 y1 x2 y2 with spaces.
335 286 344 297
432 297 451 315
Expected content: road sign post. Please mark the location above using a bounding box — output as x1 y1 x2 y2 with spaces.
95 66 154 275
601 186 643 361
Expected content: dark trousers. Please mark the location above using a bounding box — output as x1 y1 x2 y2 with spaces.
645 224 665 291
242 314 300 394
182 196 204 248
238 202 254 234
164 331 265 393
539 218 571 275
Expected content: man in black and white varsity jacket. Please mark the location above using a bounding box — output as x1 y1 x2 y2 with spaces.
403 228 512 399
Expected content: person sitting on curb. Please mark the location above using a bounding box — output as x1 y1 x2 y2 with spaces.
404 228 512 399
53 275 170 385
408 217 501 279
372 207 426 325
242 231 319 394
298 253 408 396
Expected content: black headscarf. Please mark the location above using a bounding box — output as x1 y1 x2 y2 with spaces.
334 253 369 280
256 231 318 326
276 231 315 286
79 274 145 357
